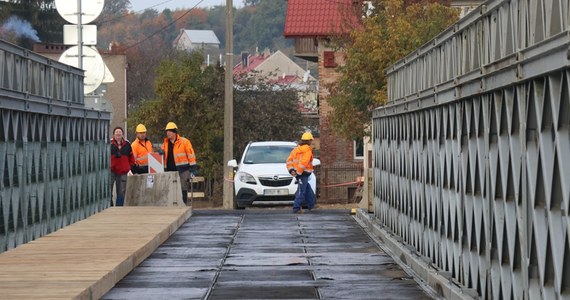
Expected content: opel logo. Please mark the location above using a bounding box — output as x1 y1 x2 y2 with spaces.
273 175 279 181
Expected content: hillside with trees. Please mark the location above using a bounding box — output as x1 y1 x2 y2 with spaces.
0 0 290 54
0 0 300 104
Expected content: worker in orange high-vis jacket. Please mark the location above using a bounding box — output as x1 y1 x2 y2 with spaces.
131 124 154 174
162 122 197 205
286 132 315 213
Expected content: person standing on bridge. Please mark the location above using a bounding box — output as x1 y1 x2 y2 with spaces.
110 126 134 206
131 124 154 174
287 132 315 214
162 122 197 205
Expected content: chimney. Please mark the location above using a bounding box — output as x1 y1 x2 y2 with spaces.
241 52 249 67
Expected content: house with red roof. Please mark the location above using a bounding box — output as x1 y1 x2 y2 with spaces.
233 49 318 115
284 0 365 204
233 49 315 84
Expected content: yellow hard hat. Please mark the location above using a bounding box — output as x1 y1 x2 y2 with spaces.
135 124 147 133
165 122 178 130
301 132 313 140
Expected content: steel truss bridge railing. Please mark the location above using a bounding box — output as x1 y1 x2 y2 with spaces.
0 40 111 253
374 0 570 298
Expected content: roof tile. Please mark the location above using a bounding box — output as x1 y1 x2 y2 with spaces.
284 0 359 37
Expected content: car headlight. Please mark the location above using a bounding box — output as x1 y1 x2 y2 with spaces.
237 172 256 184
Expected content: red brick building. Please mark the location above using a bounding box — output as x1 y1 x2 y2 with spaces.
284 0 364 203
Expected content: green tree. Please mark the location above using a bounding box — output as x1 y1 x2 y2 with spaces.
328 0 459 139
0 2 10 21
235 0 291 53
206 5 226 49
128 51 225 181
243 0 260 6
96 0 130 26
232 6 253 51
159 9 177 45
233 75 308 159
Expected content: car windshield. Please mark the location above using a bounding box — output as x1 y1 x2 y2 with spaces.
243 145 295 164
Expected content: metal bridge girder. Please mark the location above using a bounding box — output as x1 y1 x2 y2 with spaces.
0 40 111 253
374 0 570 298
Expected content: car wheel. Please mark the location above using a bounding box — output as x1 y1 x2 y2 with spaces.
234 199 246 210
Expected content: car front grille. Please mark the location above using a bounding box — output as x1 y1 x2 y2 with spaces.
256 195 295 201
258 177 292 187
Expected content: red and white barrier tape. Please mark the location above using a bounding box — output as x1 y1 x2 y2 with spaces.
320 181 362 188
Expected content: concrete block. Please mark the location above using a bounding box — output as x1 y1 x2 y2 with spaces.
358 169 374 213
125 172 185 206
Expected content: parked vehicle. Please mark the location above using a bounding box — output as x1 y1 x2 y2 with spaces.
228 141 320 209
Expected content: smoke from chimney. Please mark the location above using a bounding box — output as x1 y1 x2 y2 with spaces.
1 16 40 42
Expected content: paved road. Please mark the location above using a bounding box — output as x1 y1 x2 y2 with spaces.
102 209 432 299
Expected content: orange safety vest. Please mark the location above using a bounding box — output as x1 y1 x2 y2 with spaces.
162 136 197 169
132 138 153 167
286 144 313 174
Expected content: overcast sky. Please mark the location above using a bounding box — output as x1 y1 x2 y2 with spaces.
129 0 242 12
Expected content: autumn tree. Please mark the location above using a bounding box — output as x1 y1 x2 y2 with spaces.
328 0 459 139
176 8 209 30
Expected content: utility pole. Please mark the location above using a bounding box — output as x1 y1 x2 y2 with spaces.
77 0 83 69
223 0 234 209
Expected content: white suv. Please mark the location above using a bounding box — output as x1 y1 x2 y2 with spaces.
228 141 319 209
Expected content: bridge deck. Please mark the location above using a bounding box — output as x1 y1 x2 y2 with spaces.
0 207 191 299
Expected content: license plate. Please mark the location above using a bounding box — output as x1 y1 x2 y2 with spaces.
264 189 289 196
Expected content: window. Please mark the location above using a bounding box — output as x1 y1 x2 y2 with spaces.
244 145 295 164
323 51 337 68
354 138 364 159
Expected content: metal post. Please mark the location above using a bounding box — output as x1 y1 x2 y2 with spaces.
223 0 234 209
77 0 83 69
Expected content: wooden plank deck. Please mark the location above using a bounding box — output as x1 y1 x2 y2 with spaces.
0 207 192 300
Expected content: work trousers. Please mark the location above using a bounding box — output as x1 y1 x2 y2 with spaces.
111 172 127 206
179 170 191 205
293 173 315 211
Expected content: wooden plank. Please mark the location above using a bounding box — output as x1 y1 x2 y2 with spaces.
189 176 205 198
0 207 192 300
192 176 205 182
190 176 205 182
188 192 205 198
